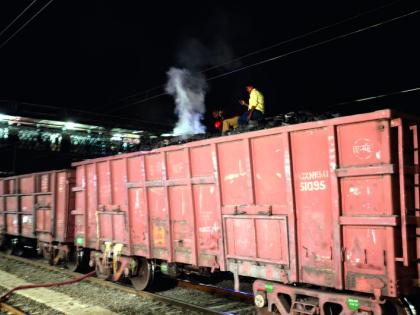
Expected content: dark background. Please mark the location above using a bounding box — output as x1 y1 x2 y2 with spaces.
0 0 419 173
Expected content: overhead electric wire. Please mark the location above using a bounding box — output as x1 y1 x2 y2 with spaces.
118 84 167 103
0 0 55 50
9 87 420 132
0 0 38 38
118 0 400 103
332 86 420 108
109 7 420 113
206 9 420 81
200 1 401 74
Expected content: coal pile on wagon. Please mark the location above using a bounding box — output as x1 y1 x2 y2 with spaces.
148 110 341 150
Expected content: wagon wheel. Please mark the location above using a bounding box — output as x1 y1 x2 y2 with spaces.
95 257 111 280
0 234 6 250
4 246 14 255
42 246 54 265
65 248 79 272
1 237 16 255
95 265 110 279
130 257 155 291
0 236 12 254
14 246 25 257
404 296 420 315
381 299 413 315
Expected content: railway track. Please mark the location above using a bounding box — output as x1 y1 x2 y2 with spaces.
0 253 256 314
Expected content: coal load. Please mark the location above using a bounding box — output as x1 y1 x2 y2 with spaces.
141 111 340 151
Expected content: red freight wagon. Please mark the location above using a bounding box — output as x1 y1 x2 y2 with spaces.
72 110 419 314
0 170 76 265
71 151 163 285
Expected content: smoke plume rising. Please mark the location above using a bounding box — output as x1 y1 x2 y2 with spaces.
165 67 207 137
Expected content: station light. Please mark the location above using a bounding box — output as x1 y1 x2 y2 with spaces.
0 114 169 155
64 121 76 130
111 133 123 141
0 114 8 121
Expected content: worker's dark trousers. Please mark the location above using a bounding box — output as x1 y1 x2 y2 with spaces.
238 109 263 126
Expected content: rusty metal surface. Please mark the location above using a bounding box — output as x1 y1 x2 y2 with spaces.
0 170 75 244
71 109 420 299
215 111 418 297
72 152 145 251
72 147 225 269
253 279 384 315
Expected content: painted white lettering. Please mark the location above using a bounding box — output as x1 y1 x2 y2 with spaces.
299 180 327 192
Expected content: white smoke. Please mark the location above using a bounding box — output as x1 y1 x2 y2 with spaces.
165 67 207 137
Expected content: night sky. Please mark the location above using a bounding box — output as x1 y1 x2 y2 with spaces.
0 1 419 133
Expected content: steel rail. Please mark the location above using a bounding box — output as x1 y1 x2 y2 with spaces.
0 253 245 314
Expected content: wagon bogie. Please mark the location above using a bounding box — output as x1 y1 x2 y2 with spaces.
253 279 417 315
1 236 32 257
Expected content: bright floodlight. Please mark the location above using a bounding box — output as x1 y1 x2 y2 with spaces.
64 121 76 130
0 113 14 121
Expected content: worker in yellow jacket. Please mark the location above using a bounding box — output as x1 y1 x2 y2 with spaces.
238 84 264 126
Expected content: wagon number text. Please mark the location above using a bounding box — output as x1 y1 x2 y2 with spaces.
300 180 326 191
299 170 328 192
